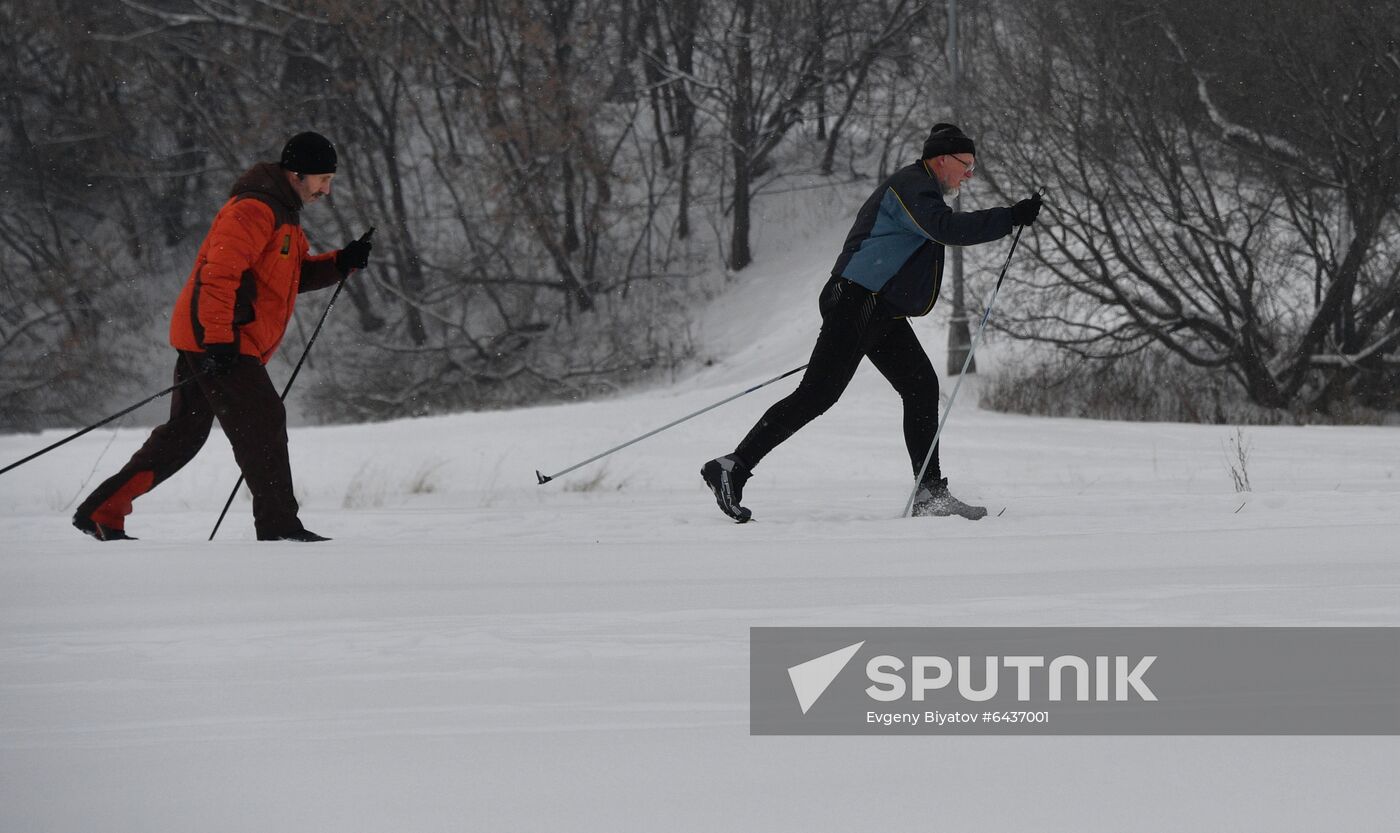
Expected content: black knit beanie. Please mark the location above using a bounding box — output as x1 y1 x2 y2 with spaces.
279 132 338 175
921 122 975 159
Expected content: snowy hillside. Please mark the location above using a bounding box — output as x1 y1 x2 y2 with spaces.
2 185 1398 831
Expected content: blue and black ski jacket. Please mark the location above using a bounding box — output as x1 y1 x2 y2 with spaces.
831 159 1014 317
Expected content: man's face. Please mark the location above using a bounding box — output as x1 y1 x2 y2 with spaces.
289 171 335 205
929 153 976 198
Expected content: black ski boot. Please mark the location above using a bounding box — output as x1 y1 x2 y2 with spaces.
72 513 137 541
701 454 753 523
258 529 331 542
911 478 987 520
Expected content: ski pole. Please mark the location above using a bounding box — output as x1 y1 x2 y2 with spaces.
0 374 205 478
536 363 809 485
903 195 1038 518
208 226 374 541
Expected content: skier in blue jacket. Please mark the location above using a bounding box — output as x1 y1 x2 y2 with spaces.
702 123 1042 522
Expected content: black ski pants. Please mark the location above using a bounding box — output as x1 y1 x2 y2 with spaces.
735 276 942 481
75 351 304 538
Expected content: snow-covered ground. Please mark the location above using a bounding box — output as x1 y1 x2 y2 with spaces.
3 187 1398 831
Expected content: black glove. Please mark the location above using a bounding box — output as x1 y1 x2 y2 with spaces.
335 227 375 276
1010 193 1043 227
199 343 239 377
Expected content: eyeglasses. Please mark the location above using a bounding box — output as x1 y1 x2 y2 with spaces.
946 155 976 175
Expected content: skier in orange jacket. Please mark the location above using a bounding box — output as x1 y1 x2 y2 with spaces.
74 132 373 542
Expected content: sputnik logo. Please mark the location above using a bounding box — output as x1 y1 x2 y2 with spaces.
787 641 865 714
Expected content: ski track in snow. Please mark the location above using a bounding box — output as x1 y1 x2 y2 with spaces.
2 187 1399 831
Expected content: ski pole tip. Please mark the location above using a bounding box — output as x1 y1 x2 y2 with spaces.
535 470 552 485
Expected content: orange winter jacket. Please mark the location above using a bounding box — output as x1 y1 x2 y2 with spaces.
170 162 342 363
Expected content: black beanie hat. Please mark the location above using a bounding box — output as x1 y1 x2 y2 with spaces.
921 122 975 159
279 131 338 175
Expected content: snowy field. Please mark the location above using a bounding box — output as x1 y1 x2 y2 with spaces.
3 197 1399 831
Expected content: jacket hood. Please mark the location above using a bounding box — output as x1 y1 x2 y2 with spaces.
229 162 302 214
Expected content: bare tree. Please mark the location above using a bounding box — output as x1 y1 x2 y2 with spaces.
0 0 980 429
289 0 702 419
0 2 189 429
980 0 1400 413
706 0 928 271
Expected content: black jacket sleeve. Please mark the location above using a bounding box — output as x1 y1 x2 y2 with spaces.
298 252 343 293
890 173 1014 247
